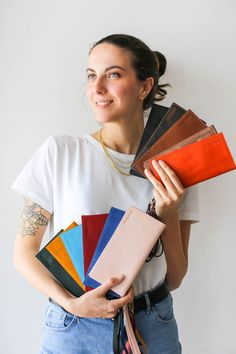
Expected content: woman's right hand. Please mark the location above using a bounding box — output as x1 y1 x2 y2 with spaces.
64 275 134 319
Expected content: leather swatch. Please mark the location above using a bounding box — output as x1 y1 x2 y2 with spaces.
36 224 85 297
134 109 208 176
130 103 186 177
81 213 108 291
130 104 169 177
88 206 166 297
84 207 125 290
60 224 85 283
144 125 217 170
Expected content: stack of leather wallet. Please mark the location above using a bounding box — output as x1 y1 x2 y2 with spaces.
130 103 236 187
36 206 165 299
36 214 108 297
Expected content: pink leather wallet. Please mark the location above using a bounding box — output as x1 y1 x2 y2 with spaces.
88 206 166 297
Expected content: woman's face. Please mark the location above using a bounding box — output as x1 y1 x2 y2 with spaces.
86 43 146 124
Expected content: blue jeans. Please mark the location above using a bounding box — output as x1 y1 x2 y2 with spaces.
40 293 181 354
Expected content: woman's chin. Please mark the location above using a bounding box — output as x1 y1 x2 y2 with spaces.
94 114 119 124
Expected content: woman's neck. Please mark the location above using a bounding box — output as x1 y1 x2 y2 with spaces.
92 119 144 155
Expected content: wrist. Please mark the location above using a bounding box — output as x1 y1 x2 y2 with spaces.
159 207 179 222
61 295 80 314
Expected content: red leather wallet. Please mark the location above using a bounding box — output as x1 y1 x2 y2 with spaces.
81 213 108 291
148 132 236 187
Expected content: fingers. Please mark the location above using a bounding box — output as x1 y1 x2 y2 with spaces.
145 160 184 200
152 160 183 195
100 284 134 318
95 275 125 297
109 286 134 310
157 160 184 192
90 283 135 319
92 277 135 319
144 168 169 201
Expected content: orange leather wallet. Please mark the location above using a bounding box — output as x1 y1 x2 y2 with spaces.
36 223 85 297
46 222 85 290
147 132 236 187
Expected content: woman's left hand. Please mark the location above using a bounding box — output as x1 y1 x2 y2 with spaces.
144 160 185 219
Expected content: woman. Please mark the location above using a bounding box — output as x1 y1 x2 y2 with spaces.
12 34 199 353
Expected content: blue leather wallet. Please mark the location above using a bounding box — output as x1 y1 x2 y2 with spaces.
60 225 85 282
84 207 125 289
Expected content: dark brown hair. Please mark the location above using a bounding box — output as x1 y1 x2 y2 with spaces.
89 34 169 109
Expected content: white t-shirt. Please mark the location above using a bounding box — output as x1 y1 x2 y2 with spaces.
11 134 199 295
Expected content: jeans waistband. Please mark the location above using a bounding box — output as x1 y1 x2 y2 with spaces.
133 281 169 313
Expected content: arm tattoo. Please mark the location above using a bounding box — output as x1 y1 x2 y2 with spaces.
18 199 49 237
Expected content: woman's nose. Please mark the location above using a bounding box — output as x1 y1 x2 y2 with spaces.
94 77 107 94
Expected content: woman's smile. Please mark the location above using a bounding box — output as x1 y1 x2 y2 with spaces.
96 100 114 108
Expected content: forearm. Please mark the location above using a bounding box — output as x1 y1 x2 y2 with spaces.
160 210 187 290
14 248 74 309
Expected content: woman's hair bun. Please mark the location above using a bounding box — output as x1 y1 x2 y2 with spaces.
151 50 170 102
153 51 167 77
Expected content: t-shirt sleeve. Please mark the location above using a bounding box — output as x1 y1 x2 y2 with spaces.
178 184 200 223
11 136 55 213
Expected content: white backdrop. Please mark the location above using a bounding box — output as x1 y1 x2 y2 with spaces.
1 1 236 353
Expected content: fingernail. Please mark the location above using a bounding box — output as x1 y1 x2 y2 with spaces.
152 160 159 168
144 168 151 175
159 160 165 166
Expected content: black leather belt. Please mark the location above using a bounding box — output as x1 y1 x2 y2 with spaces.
133 281 169 313
49 297 61 306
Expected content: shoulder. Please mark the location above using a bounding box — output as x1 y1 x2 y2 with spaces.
47 134 84 147
44 134 89 153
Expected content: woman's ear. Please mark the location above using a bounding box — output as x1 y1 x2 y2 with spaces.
139 77 154 100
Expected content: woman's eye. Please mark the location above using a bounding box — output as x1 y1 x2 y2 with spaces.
108 72 121 79
87 73 96 81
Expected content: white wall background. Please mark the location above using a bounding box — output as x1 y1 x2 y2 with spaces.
1 0 236 353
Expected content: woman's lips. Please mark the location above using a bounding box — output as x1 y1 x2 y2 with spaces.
96 100 113 107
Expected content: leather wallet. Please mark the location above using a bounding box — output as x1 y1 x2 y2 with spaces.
148 132 236 187
36 248 85 297
60 224 85 282
130 103 186 177
84 207 125 289
45 222 85 290
88 206 166 297
143 125 217 169
133 109 207 177
36 226 85 297
81 213 108 291
130 104 169 177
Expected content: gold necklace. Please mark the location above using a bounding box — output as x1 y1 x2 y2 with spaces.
99 129 131 176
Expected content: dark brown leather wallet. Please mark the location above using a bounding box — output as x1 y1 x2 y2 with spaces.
130 103 186 177
130 104 169 177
